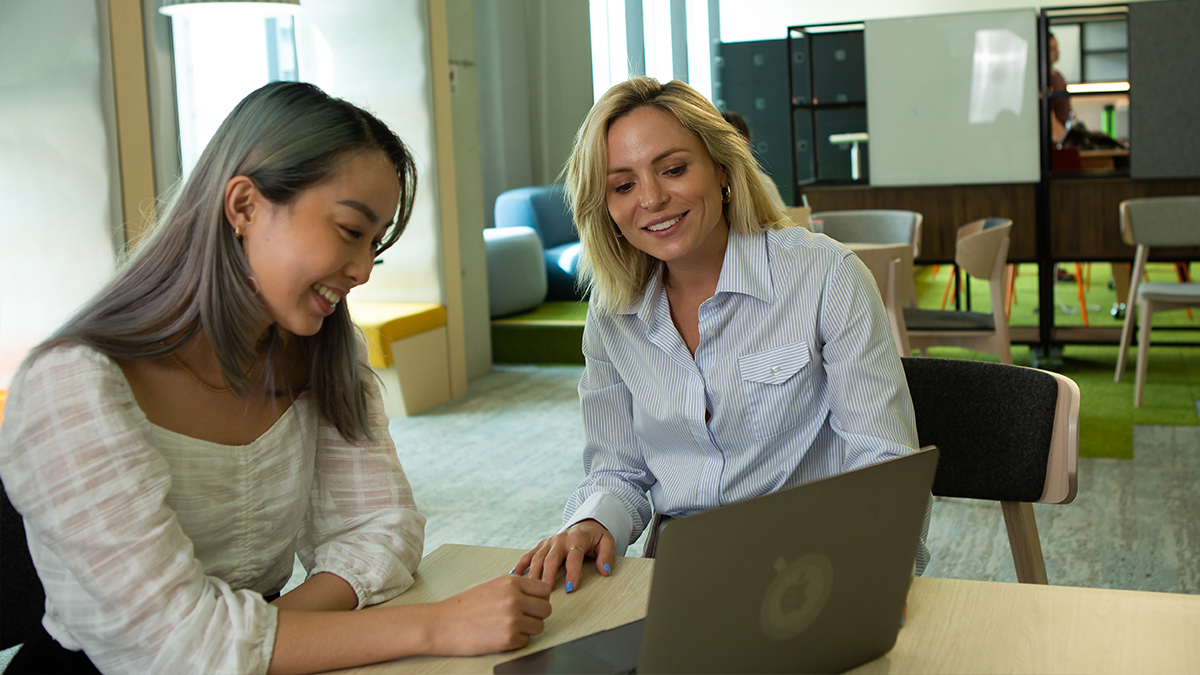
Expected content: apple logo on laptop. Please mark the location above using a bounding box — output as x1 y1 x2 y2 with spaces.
759 554 834 640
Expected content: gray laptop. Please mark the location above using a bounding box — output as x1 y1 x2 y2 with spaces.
495 446 938 675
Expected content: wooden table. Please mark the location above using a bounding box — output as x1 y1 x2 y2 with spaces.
329 544 1200 674
327 544 653 674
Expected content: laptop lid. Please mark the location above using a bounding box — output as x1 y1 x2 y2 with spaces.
495 447 937 675
638 446 938 674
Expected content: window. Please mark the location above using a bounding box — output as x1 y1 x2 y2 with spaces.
170 15 298 178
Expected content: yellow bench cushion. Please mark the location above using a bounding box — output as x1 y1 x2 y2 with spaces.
350 302 446 369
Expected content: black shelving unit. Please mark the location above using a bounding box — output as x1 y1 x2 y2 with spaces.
1038 5 1132 353
786 23 869 202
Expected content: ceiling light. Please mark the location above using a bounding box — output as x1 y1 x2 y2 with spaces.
1066 81 1130 93
159 0 301 18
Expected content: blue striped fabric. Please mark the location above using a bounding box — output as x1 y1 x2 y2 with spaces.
564 226 931 574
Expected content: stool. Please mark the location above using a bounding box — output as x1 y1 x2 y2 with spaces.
349 302 450 417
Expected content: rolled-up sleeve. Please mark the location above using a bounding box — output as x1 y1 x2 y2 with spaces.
564 311 656 555
297 363 426 608
0 347 278 675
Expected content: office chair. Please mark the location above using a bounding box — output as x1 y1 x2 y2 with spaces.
852 243 912 358
903 218 1013 364
902 357 1080 584
1113 196 1200 406
811 209 923 259
812 210 923 307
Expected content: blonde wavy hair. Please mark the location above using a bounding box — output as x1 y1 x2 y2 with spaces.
564 77 791 313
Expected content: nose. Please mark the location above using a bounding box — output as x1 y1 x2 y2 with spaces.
344 245 374 288
639 177 668 211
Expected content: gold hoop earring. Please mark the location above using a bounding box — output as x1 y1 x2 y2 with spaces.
721 185 731 204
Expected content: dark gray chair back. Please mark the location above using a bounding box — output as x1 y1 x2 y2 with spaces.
901 357 1058 502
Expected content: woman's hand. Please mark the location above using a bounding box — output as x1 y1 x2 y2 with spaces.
513 519 616 593
425 575 553 655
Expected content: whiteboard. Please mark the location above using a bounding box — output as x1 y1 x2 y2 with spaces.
865 10 1041 186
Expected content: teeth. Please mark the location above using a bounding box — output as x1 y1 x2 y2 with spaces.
647 215 682 232
313 282 341 305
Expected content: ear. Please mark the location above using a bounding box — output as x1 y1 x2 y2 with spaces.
224 175 261 237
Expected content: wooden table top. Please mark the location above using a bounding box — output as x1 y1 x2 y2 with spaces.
327 544 1200 675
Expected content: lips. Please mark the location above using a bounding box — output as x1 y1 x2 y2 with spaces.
645 212 685 233
313 282 342 305
312 282 343 316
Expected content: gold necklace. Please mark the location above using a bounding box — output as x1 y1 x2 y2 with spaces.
164 345 260 394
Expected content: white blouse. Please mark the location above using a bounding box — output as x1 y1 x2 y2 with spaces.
0 344 426 674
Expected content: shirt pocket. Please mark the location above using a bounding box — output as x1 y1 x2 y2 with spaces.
738 341 819 441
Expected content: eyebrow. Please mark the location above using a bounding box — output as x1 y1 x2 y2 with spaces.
607 147 689 175
337 199 383 225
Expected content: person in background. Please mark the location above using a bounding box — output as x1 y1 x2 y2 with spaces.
722 110 788 212
1048 33 1073 143
513 77 927 592
0 81 550 675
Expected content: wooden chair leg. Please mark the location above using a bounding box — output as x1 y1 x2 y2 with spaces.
1075 263 1089 326
1006 263 1016 318
1115 247 1148 383
940 265 957 310
1135 300 1153 407
1177 264 1194 319
1000 501 1048 584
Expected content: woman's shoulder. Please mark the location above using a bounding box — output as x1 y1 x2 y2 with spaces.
18 342 127 388
9 342 137 420
764 225 852 262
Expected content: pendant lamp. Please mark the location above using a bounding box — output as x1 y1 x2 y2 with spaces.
159 0 301 17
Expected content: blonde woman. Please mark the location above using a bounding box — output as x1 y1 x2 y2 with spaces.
515 78 926 591
0 82 550 675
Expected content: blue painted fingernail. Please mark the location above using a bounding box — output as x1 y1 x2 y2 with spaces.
900 617 905 627
603 564 611 575
565 581 574 593
509 569 517 575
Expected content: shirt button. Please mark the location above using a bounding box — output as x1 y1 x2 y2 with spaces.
771 366 781 375
704 329 714 338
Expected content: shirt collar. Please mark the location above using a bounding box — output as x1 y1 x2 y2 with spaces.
714 228 773 304
625 228 774 326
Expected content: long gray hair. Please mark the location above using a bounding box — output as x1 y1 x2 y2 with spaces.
35 81 416 442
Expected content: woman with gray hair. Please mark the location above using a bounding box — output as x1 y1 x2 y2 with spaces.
514 77 925 591
0 82 550 674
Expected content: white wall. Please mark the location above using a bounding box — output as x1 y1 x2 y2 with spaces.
719 0 1158 43
295 0 444 305
0 0 119 389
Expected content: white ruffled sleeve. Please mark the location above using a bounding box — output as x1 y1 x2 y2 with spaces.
0 345 278 675
295 363 426 608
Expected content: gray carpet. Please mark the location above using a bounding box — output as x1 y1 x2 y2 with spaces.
397 364 1199 594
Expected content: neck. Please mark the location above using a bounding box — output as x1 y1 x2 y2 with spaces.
664 220 729 297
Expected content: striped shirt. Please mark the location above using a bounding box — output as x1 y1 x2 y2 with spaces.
565 226 929 573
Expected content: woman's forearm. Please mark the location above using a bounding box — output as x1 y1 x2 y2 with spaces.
266 574 553 675
267 604 435 675
271 571 359 612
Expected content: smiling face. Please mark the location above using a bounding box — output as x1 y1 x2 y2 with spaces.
229 150 400 336
605 105 730 275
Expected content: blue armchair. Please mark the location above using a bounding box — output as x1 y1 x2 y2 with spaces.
493 184 586 301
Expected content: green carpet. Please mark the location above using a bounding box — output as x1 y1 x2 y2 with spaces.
491 263 1200 459
491 302 587 365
